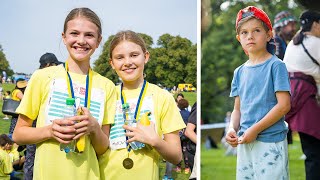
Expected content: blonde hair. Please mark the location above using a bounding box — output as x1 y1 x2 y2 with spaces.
63 7 102 37
109 30 147 58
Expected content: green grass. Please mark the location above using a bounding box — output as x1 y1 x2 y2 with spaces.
0 83 15 134
201 134 306 180
159 160 191 180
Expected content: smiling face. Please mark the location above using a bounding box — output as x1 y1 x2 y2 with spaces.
236 18 272 55
62 17 101 63
110 40 149 87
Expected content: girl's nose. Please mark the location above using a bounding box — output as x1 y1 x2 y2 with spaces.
77 35 86 45
124 57 132 66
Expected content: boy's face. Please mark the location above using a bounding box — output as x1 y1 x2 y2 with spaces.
236 18 272 55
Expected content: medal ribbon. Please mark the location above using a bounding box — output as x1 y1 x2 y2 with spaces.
120 80 148 120
64 61 92 109
121 80 148 151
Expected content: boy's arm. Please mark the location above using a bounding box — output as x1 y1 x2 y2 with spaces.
229 96 241 132
226 96 240 147
238 91 291 144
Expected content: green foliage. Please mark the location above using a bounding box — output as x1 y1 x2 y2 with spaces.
201 0 303 123
93 33 197 88
0 45 14 76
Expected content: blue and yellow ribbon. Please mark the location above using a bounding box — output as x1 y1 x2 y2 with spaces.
64 61 92 109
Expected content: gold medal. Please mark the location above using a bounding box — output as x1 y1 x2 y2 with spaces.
123 158 134 169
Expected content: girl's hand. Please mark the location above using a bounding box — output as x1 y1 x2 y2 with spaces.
71 107 100 140
123 121 159 146
238 127 258 144
51 119 76 144
225 128 239 147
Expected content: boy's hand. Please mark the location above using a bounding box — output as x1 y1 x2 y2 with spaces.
225 128 239 147
238 127 258 144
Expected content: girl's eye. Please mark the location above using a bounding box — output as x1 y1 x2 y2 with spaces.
115 56 123 60
255 29 261 32
131 54 138 57
241 31 247 35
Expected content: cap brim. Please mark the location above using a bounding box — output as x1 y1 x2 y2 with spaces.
17 81 27 88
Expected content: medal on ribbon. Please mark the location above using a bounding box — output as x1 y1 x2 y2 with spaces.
121 80 148 169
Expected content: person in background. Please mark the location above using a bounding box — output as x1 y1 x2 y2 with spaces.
283 10 320 180
176 93 191 112
0 134 13 180
39 52 62 69
9 79 27 134
173 99 191 174
3 91 11 120
5 134 24 180
273 11 297 145
273 11 297 60
185 102 197 180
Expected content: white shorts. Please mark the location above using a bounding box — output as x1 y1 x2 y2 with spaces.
236 139 289 180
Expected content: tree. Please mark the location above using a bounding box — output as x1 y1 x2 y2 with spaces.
146 34 197 88
94 33 196 88
201 0 303 123
0 45 14 77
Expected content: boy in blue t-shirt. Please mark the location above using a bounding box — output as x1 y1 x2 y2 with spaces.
225 6 291 179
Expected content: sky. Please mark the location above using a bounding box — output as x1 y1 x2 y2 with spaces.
0 0 198 74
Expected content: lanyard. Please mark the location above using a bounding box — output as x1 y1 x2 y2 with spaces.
121 80 148 151
64 61 92 109
120 80 148 120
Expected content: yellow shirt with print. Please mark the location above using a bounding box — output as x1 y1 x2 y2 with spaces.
99 83 186 180
16 65 116 180
0 148 13 180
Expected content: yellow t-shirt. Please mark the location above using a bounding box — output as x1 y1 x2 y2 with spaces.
99 83 186 180
16 65 116 180
11 89 22 101
7 146 19 163
0 148 13 180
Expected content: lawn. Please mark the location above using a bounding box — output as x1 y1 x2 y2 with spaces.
201 134 306 180
0 83 15 134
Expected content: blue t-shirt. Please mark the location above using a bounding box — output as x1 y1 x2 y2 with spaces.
230 55 290 142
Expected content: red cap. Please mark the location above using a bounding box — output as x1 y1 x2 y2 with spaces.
236 6 272 31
